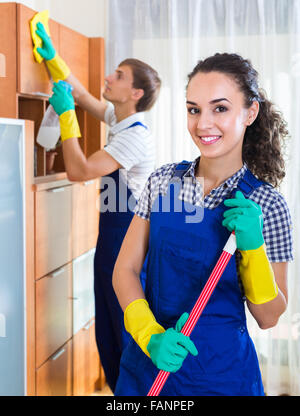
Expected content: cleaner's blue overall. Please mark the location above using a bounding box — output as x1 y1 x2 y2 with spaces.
94 122 147 393
115 161 265 396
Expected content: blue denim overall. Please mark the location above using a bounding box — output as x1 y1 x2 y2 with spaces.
94 121 147 392
115 161 265 396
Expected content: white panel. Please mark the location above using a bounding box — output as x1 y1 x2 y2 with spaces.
0 119 26 396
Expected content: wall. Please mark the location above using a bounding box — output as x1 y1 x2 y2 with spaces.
0 0 107 37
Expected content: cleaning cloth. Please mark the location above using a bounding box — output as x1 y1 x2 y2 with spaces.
30 10 50 63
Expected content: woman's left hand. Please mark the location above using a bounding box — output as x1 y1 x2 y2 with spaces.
222 191 264 251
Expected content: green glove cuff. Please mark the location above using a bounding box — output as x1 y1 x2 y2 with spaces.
46 54 71 82
239 244 279 304
59 110 81 141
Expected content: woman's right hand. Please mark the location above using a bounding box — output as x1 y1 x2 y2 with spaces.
147 313 198 373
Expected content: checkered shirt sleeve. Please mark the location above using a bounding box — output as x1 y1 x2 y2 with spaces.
252 188 293 263
134 160 294 263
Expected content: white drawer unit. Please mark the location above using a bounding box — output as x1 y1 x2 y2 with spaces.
72 248 96 335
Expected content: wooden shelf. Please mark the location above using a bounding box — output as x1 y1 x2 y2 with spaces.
33 174 70 191
17 92 50 100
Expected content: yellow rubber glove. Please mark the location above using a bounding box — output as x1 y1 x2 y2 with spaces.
46 55 71 83
124 299 165 357
239 244 278 304
59 111 81 142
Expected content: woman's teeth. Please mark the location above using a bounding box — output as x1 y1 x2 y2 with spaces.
200 136 221 143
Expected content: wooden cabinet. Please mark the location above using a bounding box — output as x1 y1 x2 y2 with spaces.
0 3 17 118
0 2 105 178
16 3 89 94
36 264 72 368
72 180 99 259
59 24 89 90
73 319 103 396
36 339 73 396
0 3 106 396
35 184 73 279
17 4 60 95
33 179 102 396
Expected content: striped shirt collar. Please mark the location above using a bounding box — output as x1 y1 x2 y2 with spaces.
109 111 147 135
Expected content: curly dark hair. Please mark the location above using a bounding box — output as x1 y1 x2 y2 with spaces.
187 53 289 188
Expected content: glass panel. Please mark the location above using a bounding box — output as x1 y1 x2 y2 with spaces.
0 121 25 396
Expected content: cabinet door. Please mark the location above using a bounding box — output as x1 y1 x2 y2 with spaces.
72 180 99 259
36 263 72 368
73 249 95 335
35 184 72 279
73 319 101 396
36 339 73 396
59 24 89 90
17 4 60 95
86 37 106 155
0 3 17 118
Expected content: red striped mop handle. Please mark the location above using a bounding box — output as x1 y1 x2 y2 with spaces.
147 232 237 396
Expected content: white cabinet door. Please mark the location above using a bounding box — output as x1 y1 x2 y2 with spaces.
72 248 96 335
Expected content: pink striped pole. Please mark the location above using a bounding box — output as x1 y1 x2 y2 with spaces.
147 232 237 397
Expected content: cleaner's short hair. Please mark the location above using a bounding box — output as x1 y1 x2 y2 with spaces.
119 58 161 112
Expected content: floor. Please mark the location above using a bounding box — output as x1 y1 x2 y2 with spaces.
91 384 113 396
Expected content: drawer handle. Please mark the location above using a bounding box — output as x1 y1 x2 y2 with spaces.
73 250 94 263
83 319 95 331
49 267 65 278
47 187 66 193
51 348 65 361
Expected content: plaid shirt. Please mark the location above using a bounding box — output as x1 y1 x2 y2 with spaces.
135 157 293 263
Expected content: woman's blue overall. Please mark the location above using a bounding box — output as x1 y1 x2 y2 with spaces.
93 121 147 392
115 161 265 396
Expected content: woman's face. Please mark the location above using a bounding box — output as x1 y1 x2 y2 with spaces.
186 71 258 162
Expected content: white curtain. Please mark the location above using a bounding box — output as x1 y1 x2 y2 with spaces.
107 0 300 396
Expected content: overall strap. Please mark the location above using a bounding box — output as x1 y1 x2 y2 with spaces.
127 121 148 129
236 169 265 197
172 160 193 180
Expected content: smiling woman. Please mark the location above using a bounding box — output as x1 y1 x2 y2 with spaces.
187 53 288 188
112 53 293 396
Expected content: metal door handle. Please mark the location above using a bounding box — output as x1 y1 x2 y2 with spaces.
47 187 65 193
49 267 65 278
51 348 65 361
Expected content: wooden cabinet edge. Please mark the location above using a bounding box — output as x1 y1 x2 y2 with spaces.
25 120 36 395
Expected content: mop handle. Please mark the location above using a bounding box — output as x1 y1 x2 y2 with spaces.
147 232 237 397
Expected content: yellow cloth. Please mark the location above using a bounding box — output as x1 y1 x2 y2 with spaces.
30 10 50 64
239 244 279 304
59 110 81 142
124 299 165 357
46 55 71 83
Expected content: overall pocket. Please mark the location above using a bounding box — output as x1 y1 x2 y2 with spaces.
155 226 210 326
